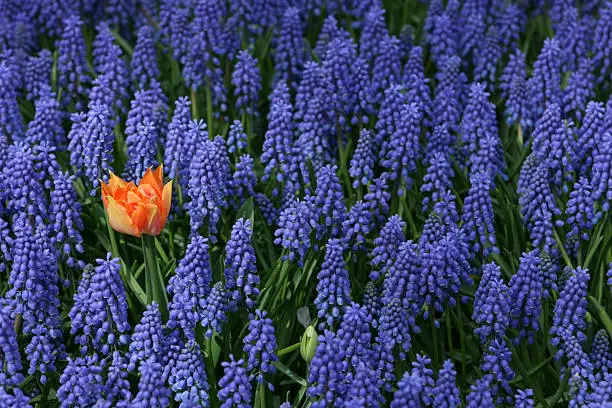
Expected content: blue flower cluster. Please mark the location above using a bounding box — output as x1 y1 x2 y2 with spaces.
1 1 611 406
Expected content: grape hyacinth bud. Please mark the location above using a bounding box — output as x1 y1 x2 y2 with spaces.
359 6 387 63
307 330 346 407
169 341 210 406
315 239 351 329
167 235 212 339
573 101 605 177
590 329 612 375
0 65 25 143
254 193 277 226
517 154 563 252
417 228 471 318
92 22 129 115
70 104 115 194
227 120 248 154
56 15 90 108
481 338 515 398
232 50 262 116
132 357 171 408
218 355 252 408
0 299 23 386
102 351 132 406
378 298 413 357
342 201 374 253
496 4 525 51
128 302 164 371
187 138 231 238
23 50 52 101
25 94 64 147
382 240 420 311
4 144 47 222
0 387 32 407
262 100 293 190
349 129 375 188
430 12 459 65
590 131 611 210
411 354 435 405
527 38 562 116
314 165 346 239
461 171 498 257
274 198 318 266
593 6 612 84
474 26 503 88
460 83 503 179
370 215 405 281
344 362 383 407
274 7 305 87
500 49 532 128
466 376 494 408
224 218 259 310
426 124 455 161
125 121 158 182
323 37 357 126
375 85 407 152
200 282 229 338
403 46 432 124
565 177 600 255
132 25 160 89
421 152 454 212
233 154 257 202
391 371 423 408
336 302 372 372
164 97 193 182
532 103 575 188
563 58 595 121
551 267 590 349
57 354 104 408
125 85 169 156
371 35 402 105
243 309 278 384
380 103 422 195
472 263 510 344
314 15 342 59
432 360 461 408
514 388 535 408
508 250 543 345
69 256 130 354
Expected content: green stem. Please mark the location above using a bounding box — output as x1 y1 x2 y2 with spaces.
554 229 574 269
206 82 214 136
190 88 199 119
205 337 218 405
257 382 266 408
277 342 301 357
105 212 122 261
141 234 168 319
431 314 439 368
588 295 612 339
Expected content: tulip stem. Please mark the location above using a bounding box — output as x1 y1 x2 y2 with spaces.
105 212 122 262
142 234 168 319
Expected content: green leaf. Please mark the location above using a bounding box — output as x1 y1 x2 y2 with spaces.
142 234 169 318
124 270 147 307
236 197 255 226
273 361 307 387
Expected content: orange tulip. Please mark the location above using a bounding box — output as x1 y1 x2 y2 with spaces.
101 165 172 237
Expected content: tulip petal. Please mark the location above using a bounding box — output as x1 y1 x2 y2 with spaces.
108 171 129 193
140 166 163 197
105 196 141 237
144 204 163 236
161 180 172 222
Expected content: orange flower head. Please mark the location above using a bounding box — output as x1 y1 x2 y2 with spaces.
101 165 172 237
